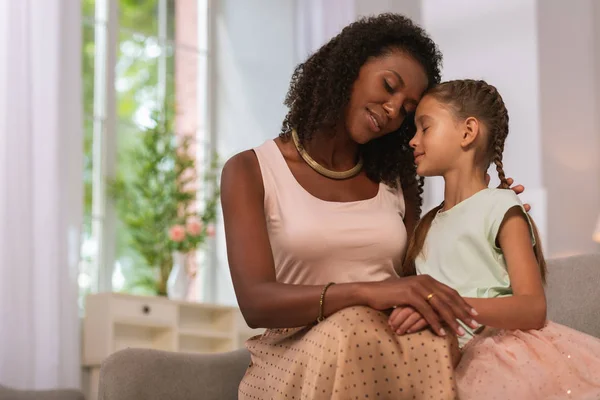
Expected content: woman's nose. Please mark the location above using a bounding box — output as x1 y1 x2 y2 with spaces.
383 94 405 121
382 102 398 119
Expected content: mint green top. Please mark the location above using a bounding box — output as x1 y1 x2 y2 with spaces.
415 188 534 346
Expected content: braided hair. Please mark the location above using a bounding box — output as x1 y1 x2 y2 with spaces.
402 79 546 280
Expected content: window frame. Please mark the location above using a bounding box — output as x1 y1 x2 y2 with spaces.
82 0 216 299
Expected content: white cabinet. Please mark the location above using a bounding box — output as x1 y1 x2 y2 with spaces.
82 292 262 400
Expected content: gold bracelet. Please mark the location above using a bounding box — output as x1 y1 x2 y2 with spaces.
317 282 336 323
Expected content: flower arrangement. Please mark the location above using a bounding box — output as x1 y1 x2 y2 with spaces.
109 103 219 296
168 217 216 253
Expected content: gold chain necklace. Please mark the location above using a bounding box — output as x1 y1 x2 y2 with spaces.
291 129 363 180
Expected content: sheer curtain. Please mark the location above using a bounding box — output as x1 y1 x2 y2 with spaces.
294 0 356 62
0 0 83 390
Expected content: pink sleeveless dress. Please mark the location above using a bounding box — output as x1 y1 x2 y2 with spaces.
237 140 461 400
256 139 407 286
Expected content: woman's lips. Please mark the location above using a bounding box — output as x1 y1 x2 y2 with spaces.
367 110 381 133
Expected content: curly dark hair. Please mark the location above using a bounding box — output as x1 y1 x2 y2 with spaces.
279 13 442 215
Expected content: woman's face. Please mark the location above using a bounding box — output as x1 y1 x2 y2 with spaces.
344 50 429 144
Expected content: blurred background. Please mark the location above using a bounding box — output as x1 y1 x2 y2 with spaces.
1 0 599 394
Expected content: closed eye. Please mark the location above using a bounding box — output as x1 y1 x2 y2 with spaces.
384 79 394 94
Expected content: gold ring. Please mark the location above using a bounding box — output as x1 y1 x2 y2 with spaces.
426 293 435 302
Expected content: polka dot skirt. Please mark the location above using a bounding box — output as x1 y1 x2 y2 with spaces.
239 306 460 400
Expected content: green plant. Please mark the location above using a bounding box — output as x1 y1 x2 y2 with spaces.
109 105 219 296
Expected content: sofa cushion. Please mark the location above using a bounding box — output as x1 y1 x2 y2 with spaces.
546 253 600 338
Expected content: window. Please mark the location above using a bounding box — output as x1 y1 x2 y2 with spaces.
81 0 211 308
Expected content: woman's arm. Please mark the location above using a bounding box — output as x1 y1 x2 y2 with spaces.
465 207 546 330
221 150 362 328
221 150 475 333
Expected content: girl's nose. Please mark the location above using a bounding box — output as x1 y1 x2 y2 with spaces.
409 135 418 149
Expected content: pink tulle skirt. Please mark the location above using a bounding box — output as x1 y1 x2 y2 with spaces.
455 321 600 399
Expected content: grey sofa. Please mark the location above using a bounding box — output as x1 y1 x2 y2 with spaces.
0 385 84 400
98 254 600 400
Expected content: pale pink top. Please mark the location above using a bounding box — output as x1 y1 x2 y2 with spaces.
253 140 408 285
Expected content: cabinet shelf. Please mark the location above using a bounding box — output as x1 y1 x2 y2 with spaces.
178 328 232 340
113 318 174 330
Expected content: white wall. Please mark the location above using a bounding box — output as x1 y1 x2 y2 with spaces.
295 0 356 61
213 1 295 158
355 0 421 23
538 0 600 257
420 0 548 246
211 0 297 305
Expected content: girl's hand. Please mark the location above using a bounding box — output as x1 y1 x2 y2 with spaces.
363 275 479 337
485 175 531 212
388 306 428 335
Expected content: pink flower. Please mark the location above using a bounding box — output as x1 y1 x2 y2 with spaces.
186 217 203 236
169 225 186 242
206 224 216 237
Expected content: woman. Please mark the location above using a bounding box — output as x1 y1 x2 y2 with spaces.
221 14 524 399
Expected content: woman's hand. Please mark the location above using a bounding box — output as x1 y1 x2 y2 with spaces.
388 306 428 335
485 175 531 212
362 275 479 337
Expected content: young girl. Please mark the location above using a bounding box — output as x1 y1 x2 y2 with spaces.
390 79 600 399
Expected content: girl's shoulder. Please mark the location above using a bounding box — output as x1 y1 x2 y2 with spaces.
484 188 525 215
482 189 534 248
485 188 522 205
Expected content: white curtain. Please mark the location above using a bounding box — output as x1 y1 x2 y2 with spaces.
294 0 356 62
0 0 83 390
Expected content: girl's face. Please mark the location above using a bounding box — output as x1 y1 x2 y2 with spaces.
409 95 465 177
344 50 429 144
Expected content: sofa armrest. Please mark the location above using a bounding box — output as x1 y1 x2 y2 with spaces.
98 348 250 400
